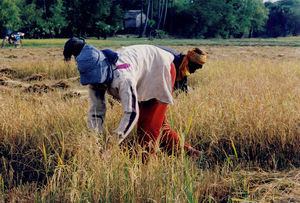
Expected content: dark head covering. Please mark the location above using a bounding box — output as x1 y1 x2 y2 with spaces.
63 37 86 61
76 45 118 85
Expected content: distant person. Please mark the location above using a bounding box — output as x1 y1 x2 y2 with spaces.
1 30 24 48
155 45 207 93
63 37 203 159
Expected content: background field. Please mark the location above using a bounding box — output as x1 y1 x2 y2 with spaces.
0 38 299 202
1 36 300 48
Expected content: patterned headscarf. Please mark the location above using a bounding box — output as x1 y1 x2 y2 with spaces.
176 48 208 81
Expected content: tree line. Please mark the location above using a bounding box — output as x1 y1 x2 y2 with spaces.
0 0 299 39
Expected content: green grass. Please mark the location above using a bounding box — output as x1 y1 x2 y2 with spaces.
15 36 300 48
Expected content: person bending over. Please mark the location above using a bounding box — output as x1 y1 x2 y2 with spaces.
63 37 202 158
155 45 207 93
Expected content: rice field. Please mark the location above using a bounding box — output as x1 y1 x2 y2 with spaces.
0 39 299 202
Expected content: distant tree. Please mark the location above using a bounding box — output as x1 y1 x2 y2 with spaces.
142 0 151 37
17 0 66 38
286 0 300 35
156 0 163 30
32 0 55 37
140 0 169 37
119 0 141 10
266 0 300 37
0 0 21 36
162 0 168 29
63 0 82 37
170 0 193 37
168 0 174 33
4 0 299 39
95 21 111 39
64 0 123 38
172 0 268 38
18 2 44 38
139 0 144 37
107 3 124 36
248 0 269 38
48 0 67 37
201 0 233 38
173 0 229 38
229 0 268 38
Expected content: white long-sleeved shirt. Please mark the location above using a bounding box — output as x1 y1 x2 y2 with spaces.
87 45 174 144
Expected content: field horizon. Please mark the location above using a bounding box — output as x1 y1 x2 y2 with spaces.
1 36 300 49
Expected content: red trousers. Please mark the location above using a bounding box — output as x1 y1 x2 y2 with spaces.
137 63 191 153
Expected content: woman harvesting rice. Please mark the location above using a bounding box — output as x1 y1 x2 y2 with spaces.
63 37 207 159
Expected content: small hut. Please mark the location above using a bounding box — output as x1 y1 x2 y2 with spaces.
124 10 147 33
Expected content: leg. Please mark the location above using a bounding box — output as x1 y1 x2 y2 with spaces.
161 122 191 151
137 63 200 158
161 123 201 157
137 99 168 153
137 100 200 157
137 63 176 151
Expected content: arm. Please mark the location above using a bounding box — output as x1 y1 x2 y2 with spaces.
113 80 139 144
174 76 188 93
88 84 107 133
